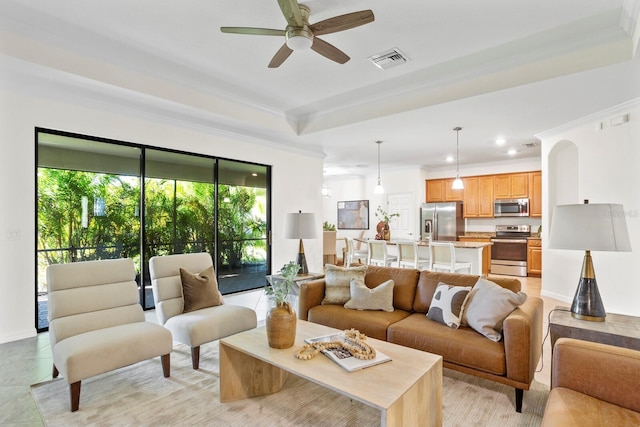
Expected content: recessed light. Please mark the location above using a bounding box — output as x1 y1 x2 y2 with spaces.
507 148 517 155
496 138 506 146
446 156 454 162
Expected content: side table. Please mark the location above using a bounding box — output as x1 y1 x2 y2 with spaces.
549 306 640 352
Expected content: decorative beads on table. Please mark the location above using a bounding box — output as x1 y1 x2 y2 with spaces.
294 328 376 361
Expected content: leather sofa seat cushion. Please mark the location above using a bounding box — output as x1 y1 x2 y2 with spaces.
542 388 640 427
388 313 506 375
308 305 410 341
365 266 419 312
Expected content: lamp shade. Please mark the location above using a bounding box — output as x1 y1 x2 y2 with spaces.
284 212 318 239
549 203 631 252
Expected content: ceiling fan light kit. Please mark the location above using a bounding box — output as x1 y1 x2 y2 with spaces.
220 0 374 68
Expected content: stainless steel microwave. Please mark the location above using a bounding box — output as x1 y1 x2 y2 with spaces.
494 198 529 217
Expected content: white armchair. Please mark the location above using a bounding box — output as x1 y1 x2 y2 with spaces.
149 252 257 369
47 258 173 412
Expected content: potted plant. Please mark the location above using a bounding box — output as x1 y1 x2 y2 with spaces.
264 261 300 348
375 206 400 240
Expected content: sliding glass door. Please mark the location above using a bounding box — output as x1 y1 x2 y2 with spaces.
36 129 271 330
216 159 269 294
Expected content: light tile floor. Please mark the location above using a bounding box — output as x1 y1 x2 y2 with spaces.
0 275 562 426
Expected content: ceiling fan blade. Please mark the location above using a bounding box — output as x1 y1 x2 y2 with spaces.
310 10 375 36
220 27 286 36
277 0 304 27
268 44 294 68
311 37 350 64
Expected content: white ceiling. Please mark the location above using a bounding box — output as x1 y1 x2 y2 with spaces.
1 0 640 177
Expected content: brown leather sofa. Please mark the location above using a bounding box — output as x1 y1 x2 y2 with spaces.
542 338 640 426
298 265 544 412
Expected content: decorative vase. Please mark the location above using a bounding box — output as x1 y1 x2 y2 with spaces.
376 221 391 240
266 301 297 349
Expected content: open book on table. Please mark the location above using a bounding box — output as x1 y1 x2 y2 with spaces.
304 332 392 372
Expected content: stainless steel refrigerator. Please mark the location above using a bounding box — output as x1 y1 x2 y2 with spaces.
420 202 465 241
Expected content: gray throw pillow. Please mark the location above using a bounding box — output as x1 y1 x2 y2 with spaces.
462 277 527 341
344 277 394 312
321 264 367 305
426 282 472 329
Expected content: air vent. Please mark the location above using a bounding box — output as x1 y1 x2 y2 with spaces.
521 141 540 149
368 48 409 70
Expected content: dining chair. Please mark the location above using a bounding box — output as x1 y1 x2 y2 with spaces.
429 241 472 273
345 238 368 267
397 241 430 270
367 240 398 267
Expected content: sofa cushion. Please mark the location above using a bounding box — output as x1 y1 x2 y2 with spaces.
308 305 410 341
364 265 419 312
426 283 472 329
344 278 394 312
413 271 480 313
462 278 527 342
388 313 506 375
322 264 368 305
180 266 224 313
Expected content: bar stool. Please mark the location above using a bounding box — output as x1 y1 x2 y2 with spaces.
397 241 430 270
367 240 398 267
429 241 472 273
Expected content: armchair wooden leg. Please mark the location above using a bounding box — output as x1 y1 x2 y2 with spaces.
52 364 59 378
70 381 81 412
515 388 523 413
161 353 170 378
191 346 200 370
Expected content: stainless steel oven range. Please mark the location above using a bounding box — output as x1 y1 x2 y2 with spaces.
490 225 530 277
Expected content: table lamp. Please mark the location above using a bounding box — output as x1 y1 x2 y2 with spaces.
284 210 317 275
549 200 631 321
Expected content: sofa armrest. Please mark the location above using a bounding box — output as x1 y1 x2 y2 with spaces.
297 279 326 321
502 296 544 387
552 338 640 412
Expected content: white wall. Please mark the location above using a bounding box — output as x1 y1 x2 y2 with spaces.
323 168 427 240
539 99 640 316
0 88 324 343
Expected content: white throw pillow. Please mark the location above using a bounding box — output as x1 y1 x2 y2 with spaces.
426 282 472 329
321 264 368 305
344 277 394 312
462 277 527 342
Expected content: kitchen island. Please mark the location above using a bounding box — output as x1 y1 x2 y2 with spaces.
356 239 491 275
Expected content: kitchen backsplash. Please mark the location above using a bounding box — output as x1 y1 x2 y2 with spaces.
465 217 542 233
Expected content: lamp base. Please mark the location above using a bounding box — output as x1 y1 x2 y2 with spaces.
571 276 606 322
296 239 309 275
296 252 309 275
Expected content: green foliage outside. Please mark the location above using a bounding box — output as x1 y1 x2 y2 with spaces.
37 168 267 293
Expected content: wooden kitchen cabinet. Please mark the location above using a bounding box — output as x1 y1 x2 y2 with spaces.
458 236 492 276
529 171 542 217
527 238 542 277
426 179 463 202
463 176 494 218
494 173 529 199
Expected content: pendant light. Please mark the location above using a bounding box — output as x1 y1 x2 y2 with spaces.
374 140 384 194
451 127 464 190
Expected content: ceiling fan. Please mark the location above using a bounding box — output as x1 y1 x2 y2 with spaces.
220 0 374 68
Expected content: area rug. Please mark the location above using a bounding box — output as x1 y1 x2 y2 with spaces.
31 342 548 426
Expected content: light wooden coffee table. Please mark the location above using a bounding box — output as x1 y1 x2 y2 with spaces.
219 320 442 427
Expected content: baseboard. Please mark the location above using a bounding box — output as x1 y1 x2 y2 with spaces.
0 328 37 344
540 289 571 304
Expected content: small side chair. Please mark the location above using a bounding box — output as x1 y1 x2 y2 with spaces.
47 258 173 412
149 252 257 369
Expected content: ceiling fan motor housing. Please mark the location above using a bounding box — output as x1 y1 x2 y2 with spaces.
286 26 313 50
285 4 313 50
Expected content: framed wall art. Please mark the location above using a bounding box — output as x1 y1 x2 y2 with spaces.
337 200 369 230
